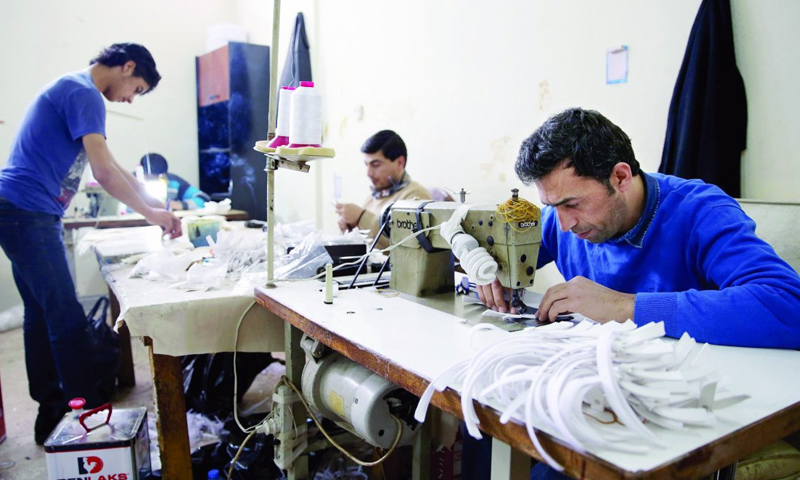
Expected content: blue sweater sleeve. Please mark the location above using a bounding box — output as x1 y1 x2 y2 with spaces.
168 173 211 209
181 185 210 209
635 204 800 348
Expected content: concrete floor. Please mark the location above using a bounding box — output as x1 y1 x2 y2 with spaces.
0 323 157 480
0 313 284 480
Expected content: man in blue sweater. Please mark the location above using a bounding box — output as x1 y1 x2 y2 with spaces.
478 107 800 349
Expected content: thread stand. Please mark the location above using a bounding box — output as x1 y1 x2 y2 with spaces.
261 153 310 289
260 150 335 287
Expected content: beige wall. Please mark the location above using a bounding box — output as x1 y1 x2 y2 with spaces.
1 1 799 310
0 0 236 310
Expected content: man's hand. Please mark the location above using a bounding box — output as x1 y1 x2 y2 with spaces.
145 209 182 239
476 278 515 314
169 200 184 211
335 202 364 231
337 215 349 233
537 276 634 324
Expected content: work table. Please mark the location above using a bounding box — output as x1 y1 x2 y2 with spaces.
254 279 800 479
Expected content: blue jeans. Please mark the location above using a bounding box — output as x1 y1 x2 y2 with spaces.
529 463 572 480
0 200 105 414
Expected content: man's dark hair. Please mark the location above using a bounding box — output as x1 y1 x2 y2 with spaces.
140 153 168 175
90 43 161 92
361 130 407 162
515 108 639 190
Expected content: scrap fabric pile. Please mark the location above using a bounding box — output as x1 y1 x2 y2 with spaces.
413 320 748 471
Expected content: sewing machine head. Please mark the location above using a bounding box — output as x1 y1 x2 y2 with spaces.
387 192 542 302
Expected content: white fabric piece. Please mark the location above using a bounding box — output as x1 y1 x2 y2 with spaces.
414 320 750 471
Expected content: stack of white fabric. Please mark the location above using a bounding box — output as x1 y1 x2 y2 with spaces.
414 320 749 471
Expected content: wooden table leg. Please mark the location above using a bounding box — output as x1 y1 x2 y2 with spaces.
108 288 135 387
148 343 192 480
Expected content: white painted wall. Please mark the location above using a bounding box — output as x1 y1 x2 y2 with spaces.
1 1 799 310
0 0 236 310
733 0 800 201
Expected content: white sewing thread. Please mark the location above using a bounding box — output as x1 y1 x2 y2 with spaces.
276 87 294 137
289 81 322 145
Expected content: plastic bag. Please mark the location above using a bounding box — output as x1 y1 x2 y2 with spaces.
85 296 120 404
181 353 273 420
173 259 229 291
129 248 205 282
274 232 334 280
212 229 272 279
189 415 283 480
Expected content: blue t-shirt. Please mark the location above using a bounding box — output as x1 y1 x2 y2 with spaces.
0 70 105 216
537 172 800 349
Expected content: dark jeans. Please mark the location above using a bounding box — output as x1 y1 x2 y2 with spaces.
0 200 104 415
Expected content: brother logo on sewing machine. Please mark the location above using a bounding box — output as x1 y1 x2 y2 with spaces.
518 220 539 228
395 219 418 230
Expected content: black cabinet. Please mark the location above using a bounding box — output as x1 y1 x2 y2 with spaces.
196 42 270 220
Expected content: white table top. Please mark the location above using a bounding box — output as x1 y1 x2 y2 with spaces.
94 226 284 356
256 279 800 475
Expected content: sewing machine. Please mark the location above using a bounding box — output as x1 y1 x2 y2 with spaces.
268 191 543 472
388 191 542 312
83 184 119 217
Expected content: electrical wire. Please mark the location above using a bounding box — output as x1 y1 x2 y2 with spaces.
230 301 403 469
228 299 279 479
226 429 258 480
232 301 278 434
276 223 442 283
277 375 404 467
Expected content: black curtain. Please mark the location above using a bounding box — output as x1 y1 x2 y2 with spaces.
276 12 312 129
658 0 747 198
279 12 312 90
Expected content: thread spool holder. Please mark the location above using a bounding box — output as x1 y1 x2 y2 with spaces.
263 153 311 288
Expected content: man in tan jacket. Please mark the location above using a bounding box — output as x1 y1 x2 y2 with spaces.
335 130 431 249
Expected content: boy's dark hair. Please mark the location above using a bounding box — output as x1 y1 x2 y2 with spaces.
90 43 161 92
140 153 168 175
516 108 639 191
361 130 407 163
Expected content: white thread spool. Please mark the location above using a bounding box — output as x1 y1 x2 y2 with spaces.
275 86 294 137
289 81 322 146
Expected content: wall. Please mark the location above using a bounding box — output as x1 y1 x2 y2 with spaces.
733 0 800 200
0 0 236 311
305 0 800 231
1 1 799 309
293 0 800 290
